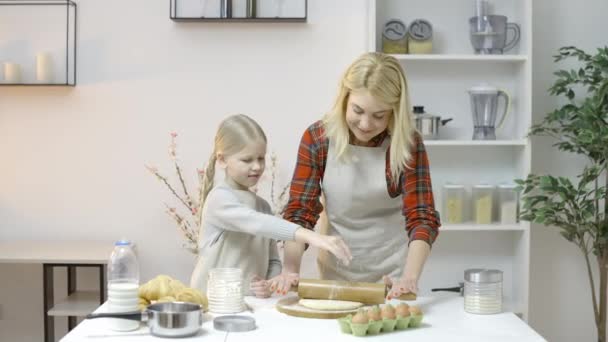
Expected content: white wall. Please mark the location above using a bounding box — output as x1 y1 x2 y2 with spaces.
0 1 367 340
529 1 608 341
1 0 607 341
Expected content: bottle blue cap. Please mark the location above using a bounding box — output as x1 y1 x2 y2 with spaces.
115 240 131 246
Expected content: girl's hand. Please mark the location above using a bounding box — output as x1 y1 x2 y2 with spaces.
294 228 352 266
314 235 353 266
383 274 418 300
268 272 299 295
250 275 271 298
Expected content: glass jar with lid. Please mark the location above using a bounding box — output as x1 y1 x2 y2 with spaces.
207 268 245 314
443 183 465 224
472 184 494 224
498 183 519 224
464 268 503 314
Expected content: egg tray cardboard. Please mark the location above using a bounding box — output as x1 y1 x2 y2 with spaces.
337 313 424 337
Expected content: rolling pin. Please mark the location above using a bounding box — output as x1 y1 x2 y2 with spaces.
292 278 416 305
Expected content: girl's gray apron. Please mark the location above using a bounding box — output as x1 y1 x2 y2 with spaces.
317 138 407 282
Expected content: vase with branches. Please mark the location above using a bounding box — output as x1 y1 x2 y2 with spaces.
515 46 608 342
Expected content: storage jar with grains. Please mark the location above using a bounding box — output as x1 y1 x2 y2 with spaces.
464 268 503 314
473 184 494 224
443 183 465 224
498 183 519 224
407 19 433 54
382 19 408 54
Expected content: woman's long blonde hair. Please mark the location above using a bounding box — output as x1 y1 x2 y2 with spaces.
323 52 415 181
199 114 267 208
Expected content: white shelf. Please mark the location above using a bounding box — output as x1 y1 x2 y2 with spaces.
424 139 527 146
47 291 101 317
389 54 528 62
441 223 526 231
369 0 533 321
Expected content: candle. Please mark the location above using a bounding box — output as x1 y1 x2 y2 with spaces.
36 52 53 83
4 62 22 83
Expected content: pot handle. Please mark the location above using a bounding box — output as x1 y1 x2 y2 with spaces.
86 311 144 321
431 286 461 293
441 118 453 125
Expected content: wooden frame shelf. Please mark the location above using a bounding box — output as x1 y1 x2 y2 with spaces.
0 0 77 86
170 0 307 23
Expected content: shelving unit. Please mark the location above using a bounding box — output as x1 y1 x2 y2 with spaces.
389 54 528 62
170 0 307 22
441 223 526 231
0 0 77 86
424 139 527 146
0 241 109 342
47 291 101 317
367 0 532 320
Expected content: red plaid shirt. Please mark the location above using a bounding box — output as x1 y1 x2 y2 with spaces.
283 121 440 246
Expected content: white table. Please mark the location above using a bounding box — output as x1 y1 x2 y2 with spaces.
0 240 112 342
61 293 547 341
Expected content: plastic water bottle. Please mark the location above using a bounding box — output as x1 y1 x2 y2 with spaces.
107 240 140 331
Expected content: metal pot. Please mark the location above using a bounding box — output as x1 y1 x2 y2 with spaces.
413 105 453 140
86 302 203 338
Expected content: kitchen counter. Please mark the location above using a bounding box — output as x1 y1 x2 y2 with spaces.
61 293 546 341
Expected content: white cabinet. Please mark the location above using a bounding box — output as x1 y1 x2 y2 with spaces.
366 0 532 319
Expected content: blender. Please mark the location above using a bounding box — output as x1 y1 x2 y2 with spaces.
468 84 511 140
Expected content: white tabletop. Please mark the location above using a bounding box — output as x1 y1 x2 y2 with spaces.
0 241 112 264
61 293 546 342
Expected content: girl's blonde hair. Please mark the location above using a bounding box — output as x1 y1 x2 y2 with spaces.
199 114 267 206
322 52 415 181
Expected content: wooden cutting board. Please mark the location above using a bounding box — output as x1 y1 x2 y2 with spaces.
275 296 362 319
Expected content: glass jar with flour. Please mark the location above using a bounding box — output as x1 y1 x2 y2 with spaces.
443 183 466 224
498 183 519 224
472 184 494 224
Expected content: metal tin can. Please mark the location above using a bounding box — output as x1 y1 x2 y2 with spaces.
464 268 503 314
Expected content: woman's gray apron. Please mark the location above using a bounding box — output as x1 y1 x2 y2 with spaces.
317 138 407 282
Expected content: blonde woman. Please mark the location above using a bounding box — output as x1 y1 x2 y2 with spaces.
189 114 351 298
271 53 441 299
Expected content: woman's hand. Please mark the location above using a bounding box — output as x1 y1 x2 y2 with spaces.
295 228 353 266
268 272 299 295
383 274 418 300
249 275 271 298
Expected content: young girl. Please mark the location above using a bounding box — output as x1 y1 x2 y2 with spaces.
190 114 352 298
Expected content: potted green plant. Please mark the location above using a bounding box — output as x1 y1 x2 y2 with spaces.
516 46 608 342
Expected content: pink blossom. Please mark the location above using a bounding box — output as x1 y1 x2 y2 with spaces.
170 132 178 138
145 165 158 173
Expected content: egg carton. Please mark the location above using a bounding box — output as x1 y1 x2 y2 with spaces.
337 314 424 337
